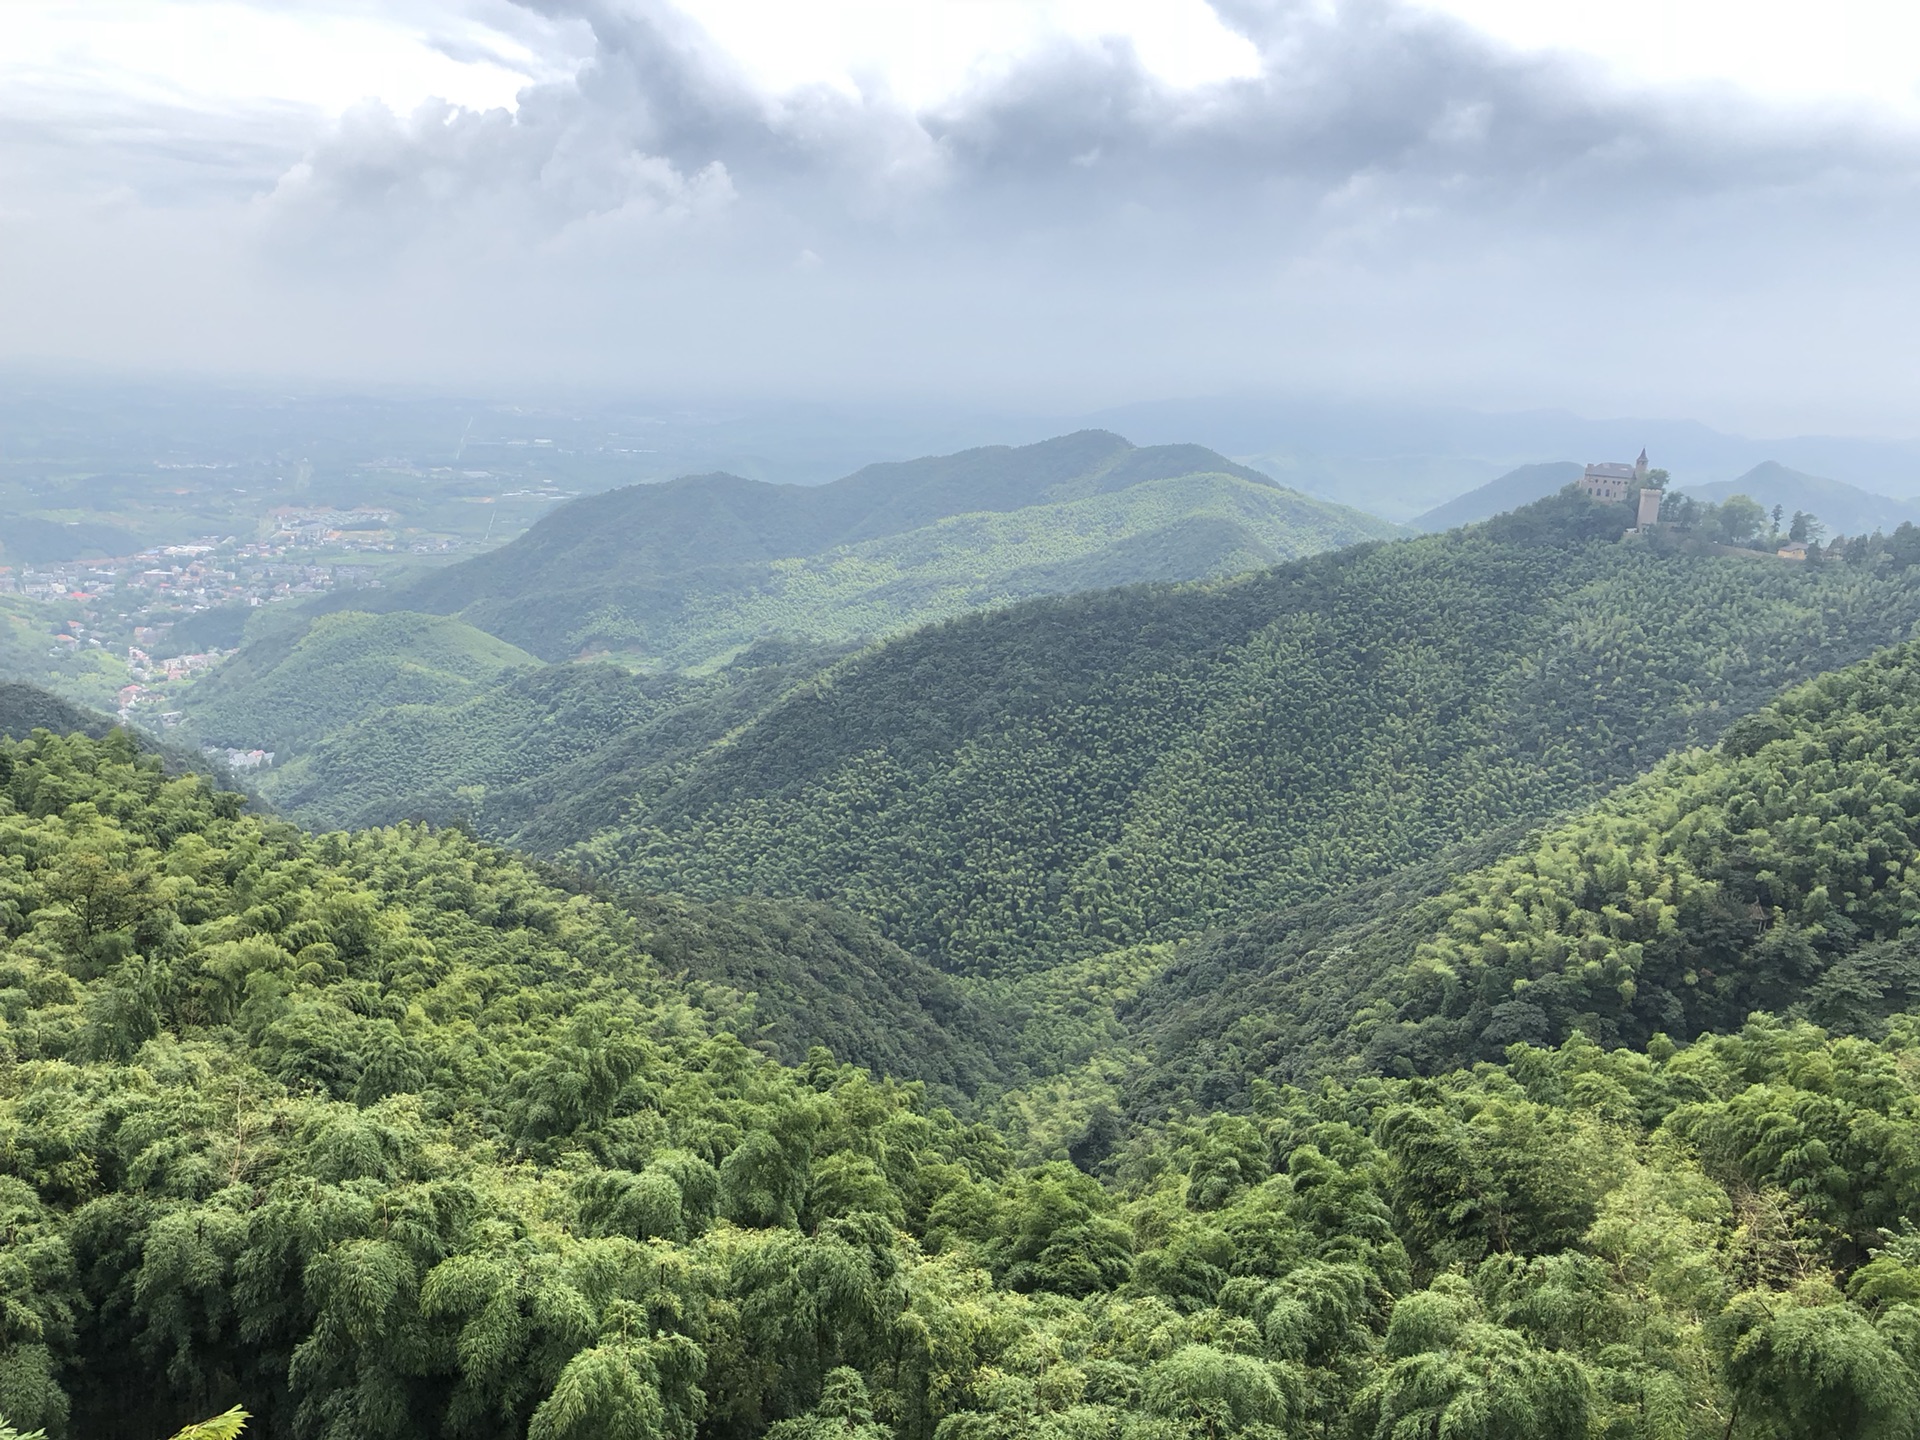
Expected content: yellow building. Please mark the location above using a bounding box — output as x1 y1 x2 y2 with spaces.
1578 448 1650 503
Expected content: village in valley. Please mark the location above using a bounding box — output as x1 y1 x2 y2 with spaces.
0 505 441 751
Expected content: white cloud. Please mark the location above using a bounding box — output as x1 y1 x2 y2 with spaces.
2 0 584 117
3 0 1920 434
669 0 1262 104
1410 0 1920 116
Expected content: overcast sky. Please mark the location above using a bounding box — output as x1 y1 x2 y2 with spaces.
6 0 1920 434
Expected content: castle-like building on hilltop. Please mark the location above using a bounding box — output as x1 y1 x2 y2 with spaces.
1578 449 1649 503
1579 448 1664 529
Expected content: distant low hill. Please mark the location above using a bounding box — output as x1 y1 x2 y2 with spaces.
0 681 114 741
349 430 1400 666
1415 458 1920 538
1410 461 1583 530
252 639 849 836
0 513 134 565
1676 460 1918 537
182 609 539 752
0 680 211 776
168 601 255 653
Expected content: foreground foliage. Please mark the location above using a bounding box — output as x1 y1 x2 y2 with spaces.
5 732 1920 1438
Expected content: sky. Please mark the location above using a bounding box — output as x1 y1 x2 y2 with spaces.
5 0 1920 434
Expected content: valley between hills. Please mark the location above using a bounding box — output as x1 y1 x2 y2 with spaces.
8 429 1920 1438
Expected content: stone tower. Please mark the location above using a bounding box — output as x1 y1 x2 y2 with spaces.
1635 485 1663 529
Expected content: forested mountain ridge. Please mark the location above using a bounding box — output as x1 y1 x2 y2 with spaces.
548 469 1365 673
395 431 1270 615
1114 630 1920 1138
14 728 1920 1439
223 639 852 837
569 493 1920 975
333 430 1396 667
172 433 1394 828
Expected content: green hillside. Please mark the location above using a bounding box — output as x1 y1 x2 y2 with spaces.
180 433 1393 829
527 470 1386 673
0 596 128 713
16 729 1920 1439
1388 638 1920 1064
568 493 1920 976
351 430 1396 667
254 640 848 835
182 610 540 752
624 890 1018 1098
1121 633 1920 1112
0 681 111 741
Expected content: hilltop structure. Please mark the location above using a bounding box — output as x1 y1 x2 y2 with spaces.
1580 448 1664 530
1579 449 1649 503
1635 483 1663 529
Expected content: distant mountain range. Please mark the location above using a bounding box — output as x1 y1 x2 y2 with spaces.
1409 462 1584 531
1092 393 1920 518
9 374 1920 526
320 430 1400 668
543 492 1920 979
1410 457 1920 536
1673 461 1920 537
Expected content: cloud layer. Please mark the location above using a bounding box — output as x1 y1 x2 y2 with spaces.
6 0 1920 431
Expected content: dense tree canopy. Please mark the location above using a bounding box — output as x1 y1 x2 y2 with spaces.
6 729 1920 1438
1120 635 1920 1119
575 495 1920 977
22 489 1920 1437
